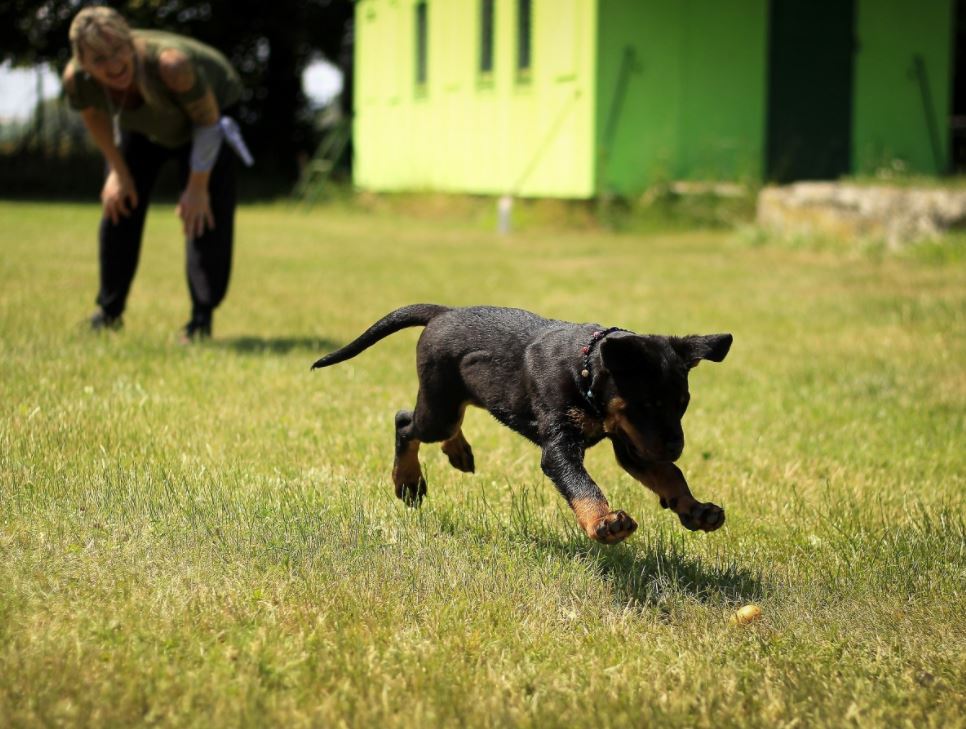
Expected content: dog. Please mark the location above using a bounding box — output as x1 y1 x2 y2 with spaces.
312 304 732 544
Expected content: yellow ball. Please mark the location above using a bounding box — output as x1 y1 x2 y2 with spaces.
730 604 762 625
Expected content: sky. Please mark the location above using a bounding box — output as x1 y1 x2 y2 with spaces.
0 62 60 121
0 58 343 122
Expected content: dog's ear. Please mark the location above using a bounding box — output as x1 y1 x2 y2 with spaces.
600 335 660 374
672 334 733 368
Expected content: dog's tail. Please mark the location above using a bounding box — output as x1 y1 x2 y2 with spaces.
311 304 450 370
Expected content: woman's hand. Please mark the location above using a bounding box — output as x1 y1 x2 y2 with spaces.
101 169 138 225
176 183 215 239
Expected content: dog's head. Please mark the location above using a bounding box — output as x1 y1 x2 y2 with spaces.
598 332 732 462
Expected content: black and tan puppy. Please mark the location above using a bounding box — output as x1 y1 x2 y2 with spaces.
312 304 732 545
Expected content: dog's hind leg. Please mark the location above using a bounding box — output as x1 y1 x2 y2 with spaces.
440 405 475 473
393 375 472 505
393 410 426 506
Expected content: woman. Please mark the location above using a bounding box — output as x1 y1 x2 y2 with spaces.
63 6 250 341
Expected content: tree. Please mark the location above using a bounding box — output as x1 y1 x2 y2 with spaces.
0 0 354 182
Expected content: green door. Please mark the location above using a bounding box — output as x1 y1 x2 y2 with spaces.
766 0 856 182
953 0 966 171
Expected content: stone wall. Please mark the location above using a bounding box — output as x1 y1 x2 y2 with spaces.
757 183 966 247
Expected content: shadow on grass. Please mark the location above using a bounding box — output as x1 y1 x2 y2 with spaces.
215 336 341 356
527 529 764 607
441 488 765 607
566 536 765 607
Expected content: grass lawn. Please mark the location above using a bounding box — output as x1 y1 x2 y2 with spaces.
1 199 964 727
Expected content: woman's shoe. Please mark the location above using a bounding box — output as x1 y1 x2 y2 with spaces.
89 309 123 332
178 315 211 343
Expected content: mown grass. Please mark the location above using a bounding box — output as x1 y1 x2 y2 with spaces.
1 199 964 728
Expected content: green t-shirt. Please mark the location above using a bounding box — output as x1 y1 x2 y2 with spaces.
65 30 242 149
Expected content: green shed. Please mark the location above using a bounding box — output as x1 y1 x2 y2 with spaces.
353 0 958 198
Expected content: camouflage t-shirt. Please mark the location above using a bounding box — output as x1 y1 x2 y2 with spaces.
65 30 242 149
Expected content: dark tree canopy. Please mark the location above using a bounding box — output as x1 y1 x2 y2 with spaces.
0 0 354 180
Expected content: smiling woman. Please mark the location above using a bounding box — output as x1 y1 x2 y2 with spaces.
80 29 136 90
62 6 250 342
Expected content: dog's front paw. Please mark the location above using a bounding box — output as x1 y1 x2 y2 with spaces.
393 457 427 507
394 476 427 507
590 510 638 545
677 502 725 532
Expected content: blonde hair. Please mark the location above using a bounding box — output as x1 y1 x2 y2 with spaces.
69 6 133 64
69 6 156 104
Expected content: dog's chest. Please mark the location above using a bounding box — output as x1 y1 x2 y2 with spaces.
566 407 607 445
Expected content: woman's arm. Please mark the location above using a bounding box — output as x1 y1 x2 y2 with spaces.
159 48 220 238
79 107 128 174
65 65 138 224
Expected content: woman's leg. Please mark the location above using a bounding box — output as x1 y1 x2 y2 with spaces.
181 144 236 336
95 132 168 320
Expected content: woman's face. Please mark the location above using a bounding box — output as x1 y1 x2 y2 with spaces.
80 32 135 91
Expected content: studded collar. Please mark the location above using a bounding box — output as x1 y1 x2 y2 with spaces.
576 327 626 417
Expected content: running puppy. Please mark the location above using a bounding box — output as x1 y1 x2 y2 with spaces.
312 305 732 544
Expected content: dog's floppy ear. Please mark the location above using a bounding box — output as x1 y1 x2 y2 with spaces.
600 334 659 374
673 334 733 368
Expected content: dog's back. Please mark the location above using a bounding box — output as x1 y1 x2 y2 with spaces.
418 305 568 359
416 306 599 438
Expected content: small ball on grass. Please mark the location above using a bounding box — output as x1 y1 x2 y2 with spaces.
730 604 762 625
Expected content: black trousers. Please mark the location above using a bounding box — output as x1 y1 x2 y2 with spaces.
96 130 236 320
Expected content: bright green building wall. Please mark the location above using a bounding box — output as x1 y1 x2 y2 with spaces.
353 0 956 198
353 0 599 197
852 0 953 175
595 0 768 196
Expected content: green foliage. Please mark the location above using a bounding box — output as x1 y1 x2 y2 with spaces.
1 1 354 181
1 201 964 727
600 184 759 233
0 149 104 199
294 187 759 236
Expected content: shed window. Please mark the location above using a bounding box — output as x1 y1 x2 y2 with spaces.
517 0 532 75
415 1 428 87
480 0 495 74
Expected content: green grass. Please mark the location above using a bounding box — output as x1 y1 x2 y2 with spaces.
1 200 964 728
